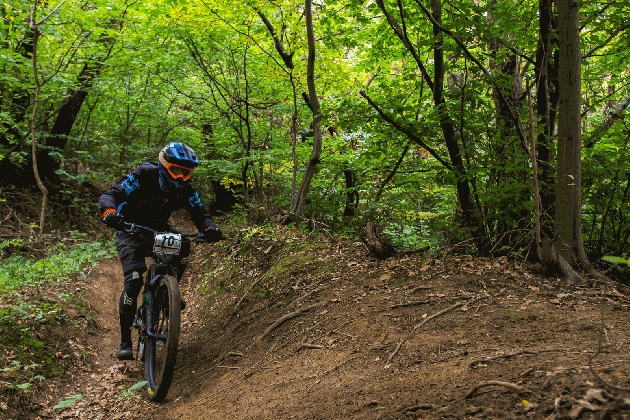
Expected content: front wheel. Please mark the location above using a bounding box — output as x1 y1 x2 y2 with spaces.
144 275 181 402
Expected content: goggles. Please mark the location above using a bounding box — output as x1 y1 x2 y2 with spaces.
159 154 194 181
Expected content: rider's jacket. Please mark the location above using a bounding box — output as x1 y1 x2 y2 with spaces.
98 162 215 231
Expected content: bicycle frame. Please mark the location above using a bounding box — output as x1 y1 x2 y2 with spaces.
121 222 219 401
122 223 193 401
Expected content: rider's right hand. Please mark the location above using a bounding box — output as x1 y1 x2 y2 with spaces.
102 210 124 230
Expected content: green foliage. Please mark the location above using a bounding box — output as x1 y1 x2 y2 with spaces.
1 0 629 258
0 327 64 399
602 256 630 266
0 239 114 293
117 380 148 401
53 394 84 409
0 360 44 395
0 239 115 322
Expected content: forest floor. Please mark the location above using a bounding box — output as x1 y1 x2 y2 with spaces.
7 221 630 420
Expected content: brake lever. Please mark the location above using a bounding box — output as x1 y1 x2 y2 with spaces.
123 222 136 234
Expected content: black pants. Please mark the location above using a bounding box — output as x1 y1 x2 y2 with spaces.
115 228 190 344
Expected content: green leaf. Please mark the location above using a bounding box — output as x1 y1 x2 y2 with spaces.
128 380 148 392
602 256 630 266
53 394 83 409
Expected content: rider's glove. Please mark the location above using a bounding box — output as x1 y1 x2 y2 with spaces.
201 225 222 242
101 209 124 230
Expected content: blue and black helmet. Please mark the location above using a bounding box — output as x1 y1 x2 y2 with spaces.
157 142 199 191
160 142 199 168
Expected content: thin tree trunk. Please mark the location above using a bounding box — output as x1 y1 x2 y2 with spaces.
343 170 358 217
527 80 543 261
287 0 322 219
373 0 486 251
430 0 485 252
28 2 66 232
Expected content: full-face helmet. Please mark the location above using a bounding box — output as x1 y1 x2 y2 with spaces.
157 142 199 191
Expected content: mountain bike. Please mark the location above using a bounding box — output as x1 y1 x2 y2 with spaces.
121 222 220 402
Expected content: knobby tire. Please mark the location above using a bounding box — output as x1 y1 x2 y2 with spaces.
144 275 181 402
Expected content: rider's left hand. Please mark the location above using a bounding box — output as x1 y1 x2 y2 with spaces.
199 226 222 242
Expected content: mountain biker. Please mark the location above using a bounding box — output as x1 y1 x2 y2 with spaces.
98 142 222 360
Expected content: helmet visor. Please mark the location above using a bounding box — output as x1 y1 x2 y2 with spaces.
159 154 194 181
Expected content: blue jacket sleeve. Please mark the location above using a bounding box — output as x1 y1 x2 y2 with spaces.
184 188 217 232
97 166 144 216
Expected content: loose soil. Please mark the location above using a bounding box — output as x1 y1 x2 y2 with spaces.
9 223 630 419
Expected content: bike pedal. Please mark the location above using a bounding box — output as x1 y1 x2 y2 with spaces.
116 343 134 360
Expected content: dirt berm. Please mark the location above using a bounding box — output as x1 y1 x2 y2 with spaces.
26 222 630 419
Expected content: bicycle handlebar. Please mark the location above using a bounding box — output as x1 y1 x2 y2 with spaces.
121 222 224 243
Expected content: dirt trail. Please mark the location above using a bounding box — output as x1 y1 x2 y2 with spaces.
33 233 630 420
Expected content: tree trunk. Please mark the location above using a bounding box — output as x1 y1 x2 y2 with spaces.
431 0 485 252
553 0 587 283
285 0 322 220
253 7 300 212
343 169 358 217
369 0 486 250
535 0 559 237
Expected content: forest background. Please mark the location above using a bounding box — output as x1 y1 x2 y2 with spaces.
1 0 630 278
2 0 630 415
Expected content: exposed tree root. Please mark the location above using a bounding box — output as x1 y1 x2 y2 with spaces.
384 297 480 367
589 311 630 392
384 299 430 311
464 381 532 399
259 301 327 340
470 347 568 366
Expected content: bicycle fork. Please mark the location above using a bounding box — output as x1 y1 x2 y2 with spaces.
134 264 170 361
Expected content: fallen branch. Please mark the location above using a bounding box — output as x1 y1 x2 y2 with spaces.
470 347 567 366
321 355 358 376
200 351 244 376
218 351 243 363
260 301 327 340
385 341 404 366
296 343 324 352
397 404 434 414
413 300 469 331
384 299 430 311
465 381 532 398
329 315 362 335
277 316 337 351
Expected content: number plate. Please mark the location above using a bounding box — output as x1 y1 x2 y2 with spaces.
153 233 182 255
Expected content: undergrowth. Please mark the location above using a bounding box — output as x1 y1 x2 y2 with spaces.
0 235 116 404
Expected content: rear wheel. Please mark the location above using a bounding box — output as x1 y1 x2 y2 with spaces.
144 275 181 402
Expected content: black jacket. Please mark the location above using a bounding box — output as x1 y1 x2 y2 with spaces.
98 162 215 231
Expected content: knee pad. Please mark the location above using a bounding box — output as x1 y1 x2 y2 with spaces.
120 270 144 311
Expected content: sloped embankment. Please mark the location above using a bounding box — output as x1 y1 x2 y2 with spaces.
37 222 630 419
149 225 630 419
